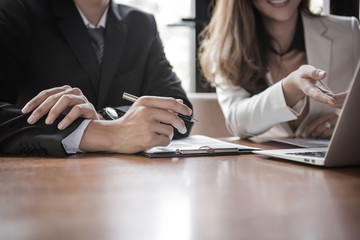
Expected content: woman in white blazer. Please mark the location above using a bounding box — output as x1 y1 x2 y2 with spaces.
199 0 360 141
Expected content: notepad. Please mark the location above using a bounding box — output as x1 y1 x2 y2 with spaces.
142 135 260 158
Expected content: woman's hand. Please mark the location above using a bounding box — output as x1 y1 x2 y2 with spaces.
22 85 100 130
79 96 192 154
302 112 338 139
282 65 345 109
332 91 348 109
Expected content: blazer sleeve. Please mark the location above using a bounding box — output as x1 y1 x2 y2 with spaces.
139 15 193 139
0 103 84 156
0 1 82 156
0 0 29 105
215 76 299 138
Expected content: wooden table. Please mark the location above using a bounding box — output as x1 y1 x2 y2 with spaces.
1 140 360 240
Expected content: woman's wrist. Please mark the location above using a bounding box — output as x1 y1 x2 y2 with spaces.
282 77 305 107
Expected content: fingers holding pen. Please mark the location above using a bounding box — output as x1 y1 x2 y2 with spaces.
302 83 336 106
98 100 183 153
136 96 192 117
151 122 174 140
133 104 187 135
332 91 348 109
154 108 187 135
302 67 348 108
300 66 336 104
80 95 192 153
131 96 191 134
283 65 340 107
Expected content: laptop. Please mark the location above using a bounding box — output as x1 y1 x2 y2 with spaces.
254 61 360 167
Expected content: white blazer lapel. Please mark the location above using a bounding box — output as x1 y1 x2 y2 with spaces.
302 12 332 85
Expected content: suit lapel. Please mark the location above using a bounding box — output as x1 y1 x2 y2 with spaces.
302 12 332 85
97 0 127 108
51 0 101 92
302 13 334 115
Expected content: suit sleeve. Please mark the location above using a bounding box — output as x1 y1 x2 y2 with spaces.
0 103 84 156
140 15 193 139
0 0 28 104
0 0 82 156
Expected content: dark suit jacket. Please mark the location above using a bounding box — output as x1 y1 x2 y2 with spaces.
0 0 193 156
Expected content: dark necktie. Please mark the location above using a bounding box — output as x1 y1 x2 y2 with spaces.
87 27 105 65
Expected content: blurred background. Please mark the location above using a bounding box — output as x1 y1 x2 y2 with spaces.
116 0 359 93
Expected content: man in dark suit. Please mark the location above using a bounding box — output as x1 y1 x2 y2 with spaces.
0 0 193 156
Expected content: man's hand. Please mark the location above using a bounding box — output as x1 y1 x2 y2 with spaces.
22 85 99 129
79 96 192 154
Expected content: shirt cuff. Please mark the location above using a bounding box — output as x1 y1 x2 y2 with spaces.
287 97 307 117
61 119 91 154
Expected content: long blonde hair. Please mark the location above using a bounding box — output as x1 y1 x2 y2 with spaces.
199 0 312 94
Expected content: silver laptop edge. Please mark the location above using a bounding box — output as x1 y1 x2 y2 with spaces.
255 59 360 167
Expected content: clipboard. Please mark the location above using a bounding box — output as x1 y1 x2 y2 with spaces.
141 135 260 158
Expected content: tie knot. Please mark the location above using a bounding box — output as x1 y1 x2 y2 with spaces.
87 27 105 38
87 27 105 64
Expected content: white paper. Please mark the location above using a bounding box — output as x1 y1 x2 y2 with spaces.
145 135 255 154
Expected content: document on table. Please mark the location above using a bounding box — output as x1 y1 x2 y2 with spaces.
142 135 260 158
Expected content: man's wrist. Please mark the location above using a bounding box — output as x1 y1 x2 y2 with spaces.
79 120 114 152
62 119 91 154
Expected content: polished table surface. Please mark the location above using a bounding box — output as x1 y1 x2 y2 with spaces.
1 140 360 240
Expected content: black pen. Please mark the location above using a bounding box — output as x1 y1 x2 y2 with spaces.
122 92 198 123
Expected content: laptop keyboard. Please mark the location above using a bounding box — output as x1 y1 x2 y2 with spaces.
286 151 326 158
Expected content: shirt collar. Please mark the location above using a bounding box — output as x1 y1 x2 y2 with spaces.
76 5 109 29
